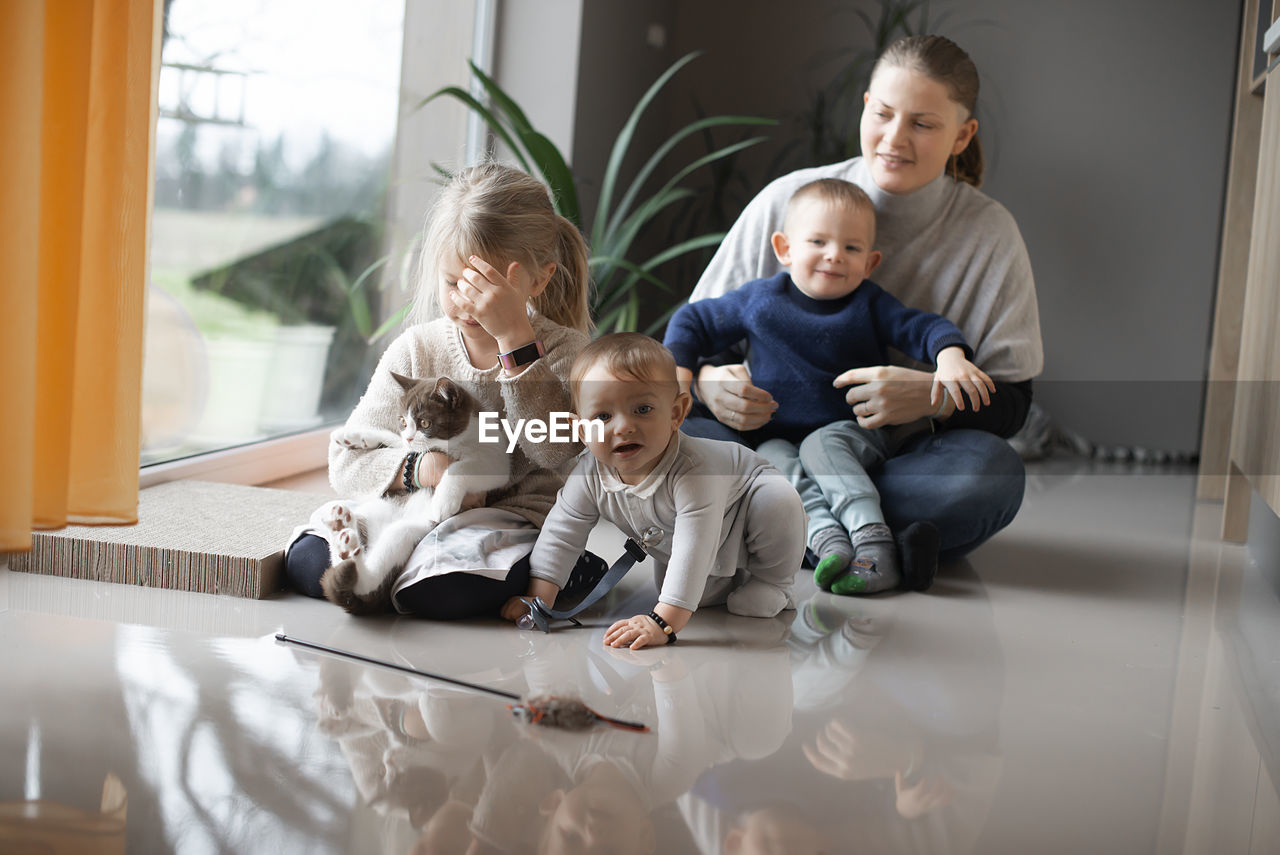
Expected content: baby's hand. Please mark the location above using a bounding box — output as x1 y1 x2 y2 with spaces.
604 614 667 650
933 347 996 412
500 596 531 623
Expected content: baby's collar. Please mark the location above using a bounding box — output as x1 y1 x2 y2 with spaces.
599 432 682 498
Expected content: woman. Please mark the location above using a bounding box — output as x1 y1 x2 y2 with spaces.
683 35 1043 579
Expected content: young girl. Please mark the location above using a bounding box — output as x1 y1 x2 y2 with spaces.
285 162 602 619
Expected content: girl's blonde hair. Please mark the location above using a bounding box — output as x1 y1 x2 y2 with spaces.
872 35 984 188
413 162 592 332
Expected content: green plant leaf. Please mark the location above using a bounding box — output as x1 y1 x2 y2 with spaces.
415 86 531 173
608 115 775 238
609 232 727 299
512 126 580 225
604 136 765 262
347 255 391 297
368 302 414 342
466 61 535 132
642 301 685 337
593 51 703 245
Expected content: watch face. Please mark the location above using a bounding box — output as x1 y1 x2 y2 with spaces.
501 340 546 369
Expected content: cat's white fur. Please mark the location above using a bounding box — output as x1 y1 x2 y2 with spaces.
308 399 511 599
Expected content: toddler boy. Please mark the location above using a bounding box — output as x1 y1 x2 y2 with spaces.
663 178 994 594
511 333 806 650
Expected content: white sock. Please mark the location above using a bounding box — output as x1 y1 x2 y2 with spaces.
726 579 794 618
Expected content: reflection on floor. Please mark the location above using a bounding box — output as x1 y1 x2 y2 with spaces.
2 462 1278 854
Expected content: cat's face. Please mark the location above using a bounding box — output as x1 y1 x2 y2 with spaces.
390 373 475 445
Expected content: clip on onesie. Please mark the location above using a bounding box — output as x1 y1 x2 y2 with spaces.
518 527 665 633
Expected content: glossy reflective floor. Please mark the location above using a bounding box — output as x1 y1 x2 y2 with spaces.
3 462 1278 854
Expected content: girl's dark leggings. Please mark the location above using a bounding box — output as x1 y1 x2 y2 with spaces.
285 533 599 620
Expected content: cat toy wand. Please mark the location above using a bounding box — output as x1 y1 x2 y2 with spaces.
274 633 649 733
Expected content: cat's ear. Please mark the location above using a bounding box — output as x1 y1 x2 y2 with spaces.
389 371 417 393
432 377 460 407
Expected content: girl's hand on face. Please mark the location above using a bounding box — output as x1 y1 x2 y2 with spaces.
834 365 937 428
450 256 537 351
932 347 995 412
603 614 667 650
695 363 778 432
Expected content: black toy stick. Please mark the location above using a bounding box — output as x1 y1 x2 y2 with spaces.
275 633 649 733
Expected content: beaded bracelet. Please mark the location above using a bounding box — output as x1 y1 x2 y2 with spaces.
647 611 677 645
402 451 420 493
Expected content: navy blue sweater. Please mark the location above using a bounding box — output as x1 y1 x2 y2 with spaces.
664 272 971 443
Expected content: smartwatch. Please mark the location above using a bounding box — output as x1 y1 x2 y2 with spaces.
498 340 546 371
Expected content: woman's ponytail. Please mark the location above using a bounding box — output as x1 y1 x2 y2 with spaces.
951 133 984 188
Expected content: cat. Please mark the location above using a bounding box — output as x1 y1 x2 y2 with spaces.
311 372 511 615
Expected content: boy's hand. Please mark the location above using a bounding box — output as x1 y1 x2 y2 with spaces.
932 347 996 412
604 614 668 650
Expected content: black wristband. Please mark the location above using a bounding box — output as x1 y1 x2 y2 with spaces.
402 451 420 493
648 611 677 645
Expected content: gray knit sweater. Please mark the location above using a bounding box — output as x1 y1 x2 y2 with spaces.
329 312 589 528
692 157 1043 382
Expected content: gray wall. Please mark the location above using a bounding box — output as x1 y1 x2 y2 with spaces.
572 0 1240 453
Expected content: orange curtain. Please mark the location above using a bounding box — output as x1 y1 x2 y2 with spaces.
0 0 161 552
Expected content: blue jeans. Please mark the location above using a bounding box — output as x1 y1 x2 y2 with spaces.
682 413 1024 562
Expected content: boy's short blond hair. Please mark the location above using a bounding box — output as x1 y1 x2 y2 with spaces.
569 333 679 410
784 178 877 241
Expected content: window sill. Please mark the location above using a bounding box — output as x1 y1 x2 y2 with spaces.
140 427 331 489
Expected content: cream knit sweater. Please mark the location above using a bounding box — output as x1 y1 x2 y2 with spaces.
328 312 588 528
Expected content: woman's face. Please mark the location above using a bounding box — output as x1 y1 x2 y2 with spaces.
860 64 978 195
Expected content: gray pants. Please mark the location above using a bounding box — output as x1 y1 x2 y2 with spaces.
700 471 807 611
758 421 893 543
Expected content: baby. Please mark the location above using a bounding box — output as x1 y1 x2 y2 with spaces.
510 333 806 650
664 178 995 594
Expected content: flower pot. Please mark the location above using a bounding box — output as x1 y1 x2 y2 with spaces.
189 332 276 445
258 324 337 433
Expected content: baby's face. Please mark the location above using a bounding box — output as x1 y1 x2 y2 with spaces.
574 364 687 486
773 199 880 301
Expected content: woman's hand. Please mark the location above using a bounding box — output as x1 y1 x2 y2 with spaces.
694 363 778 432
451 256 537 353
894 772 955 819
933 347 995 412
833 365 941 429
604 614 669 650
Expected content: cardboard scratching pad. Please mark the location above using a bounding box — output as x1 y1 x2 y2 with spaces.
7 481 332 598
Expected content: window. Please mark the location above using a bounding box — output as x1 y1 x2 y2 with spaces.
142 0 407 469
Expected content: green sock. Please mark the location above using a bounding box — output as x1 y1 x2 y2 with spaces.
813 553 850 590
831 568 870 595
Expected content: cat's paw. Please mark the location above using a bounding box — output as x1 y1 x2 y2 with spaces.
335 528 363 560
320 501 354 532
